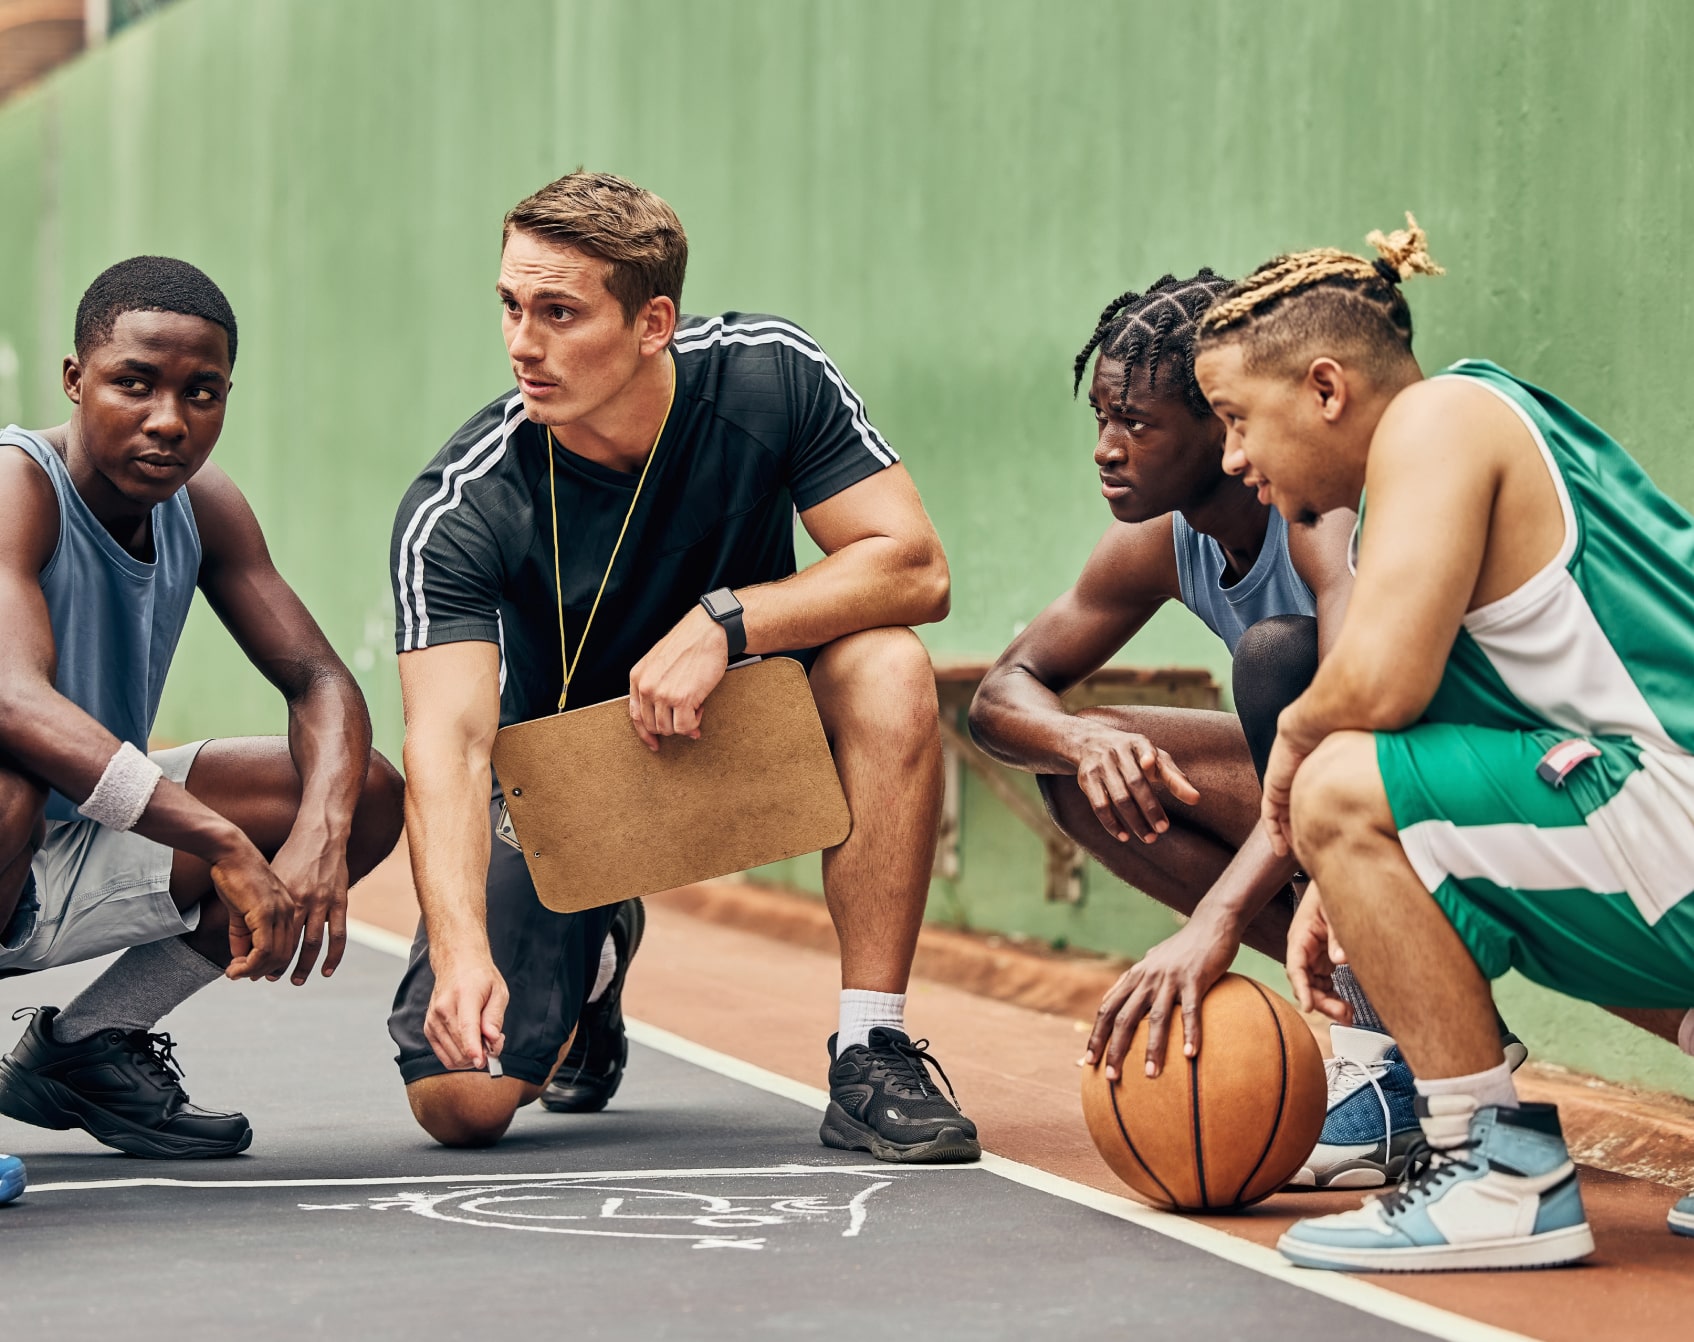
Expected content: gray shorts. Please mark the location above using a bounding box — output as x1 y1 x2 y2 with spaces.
0 741 208 977
387 796 617 1088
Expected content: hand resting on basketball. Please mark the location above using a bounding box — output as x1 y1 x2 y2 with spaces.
628 605 730 750
1083 910 1241 1080
1283 883 1354 1026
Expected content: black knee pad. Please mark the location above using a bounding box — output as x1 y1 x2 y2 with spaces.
1232 615 1319 782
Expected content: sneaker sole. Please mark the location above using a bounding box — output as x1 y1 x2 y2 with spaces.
818 1102 981 1164
1278 1222 1595 1272
1669 1208 1694 1237
0 1058 251 1160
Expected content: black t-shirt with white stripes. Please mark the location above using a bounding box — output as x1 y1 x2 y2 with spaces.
390 313 897 726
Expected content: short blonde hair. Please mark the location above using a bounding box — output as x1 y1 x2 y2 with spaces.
504 171 688 323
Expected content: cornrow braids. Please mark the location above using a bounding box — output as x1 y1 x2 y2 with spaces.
1072 268 1236 418
1196 214 1442 376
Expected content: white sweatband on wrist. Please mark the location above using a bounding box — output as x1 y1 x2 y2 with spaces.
1680 1009 1694 1058
78 742 165 832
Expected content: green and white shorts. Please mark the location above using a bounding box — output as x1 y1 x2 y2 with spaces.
1378 722 1694 1009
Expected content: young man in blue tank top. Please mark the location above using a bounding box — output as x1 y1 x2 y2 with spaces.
971 272 1523 1189
0 259 404 1186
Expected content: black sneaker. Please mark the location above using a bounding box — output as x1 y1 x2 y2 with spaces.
542 897 646 1114
819 1027 980 1164
0 1007 252 1159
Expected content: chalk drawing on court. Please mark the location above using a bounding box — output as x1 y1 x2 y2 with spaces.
308 1170 898 1250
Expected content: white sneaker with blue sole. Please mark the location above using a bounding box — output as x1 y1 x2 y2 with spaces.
1279 1096 1594 1272
0 1153 23 1205
1669 1194 1694 1237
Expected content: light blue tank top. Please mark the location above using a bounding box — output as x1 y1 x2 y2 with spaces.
1171 506 1315 655
3 428 201 821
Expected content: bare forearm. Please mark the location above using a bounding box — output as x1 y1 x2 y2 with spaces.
969 666 1115 774
1281 653 1425 753
1189 825 1298 937
0 685 250 865
284 669 372 844
402 738 493 963
738 537 948 654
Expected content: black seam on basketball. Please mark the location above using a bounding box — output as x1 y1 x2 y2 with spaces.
1189 1054 1208 1208
1233 979 1291 1204
1108 1075 1175 1206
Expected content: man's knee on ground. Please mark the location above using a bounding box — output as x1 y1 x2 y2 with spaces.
406 1073 529 1148
1288 730 1384 869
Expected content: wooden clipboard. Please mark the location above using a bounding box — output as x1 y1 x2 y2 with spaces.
489 657 852 913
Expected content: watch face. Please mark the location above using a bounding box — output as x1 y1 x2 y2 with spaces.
704 590 740 619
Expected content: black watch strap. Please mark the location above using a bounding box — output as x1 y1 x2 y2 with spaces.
699 587 748 660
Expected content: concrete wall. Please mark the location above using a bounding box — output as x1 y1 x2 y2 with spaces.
1 0 1691 1095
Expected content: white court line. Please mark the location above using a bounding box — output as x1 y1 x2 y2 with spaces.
345 921 1530 1342
27 1162 951 1195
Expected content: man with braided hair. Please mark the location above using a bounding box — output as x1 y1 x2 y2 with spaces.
1194 215 1694 1270
971 273 1414 1166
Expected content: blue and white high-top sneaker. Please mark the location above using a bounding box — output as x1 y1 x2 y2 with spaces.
1669 1194 1694 1237
1289 1026 1421 1188
0 1152 23 1205
1279 1097 1593 1272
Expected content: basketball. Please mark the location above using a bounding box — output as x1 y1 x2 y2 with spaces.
1080 973 1327 1211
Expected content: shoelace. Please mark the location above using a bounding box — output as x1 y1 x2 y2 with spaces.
1323 1053 1394 1155
125 1030 186 1086
870 1036 959 1103
1375 1136 1481 1217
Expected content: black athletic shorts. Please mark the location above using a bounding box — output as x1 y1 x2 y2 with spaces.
387 653 821 1086
388 797 619 1087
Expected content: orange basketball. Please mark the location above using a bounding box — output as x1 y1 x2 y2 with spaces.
1080 973 1326 1211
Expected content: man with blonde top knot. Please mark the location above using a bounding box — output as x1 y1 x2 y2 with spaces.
1193 215 1694 1271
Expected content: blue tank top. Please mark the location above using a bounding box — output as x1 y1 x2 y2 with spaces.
1171 506 1316 655
3 428 201 821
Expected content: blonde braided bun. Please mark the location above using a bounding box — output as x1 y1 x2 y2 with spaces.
1365 212 1444 283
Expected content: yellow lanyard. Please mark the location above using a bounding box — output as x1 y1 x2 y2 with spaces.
547 356 675 712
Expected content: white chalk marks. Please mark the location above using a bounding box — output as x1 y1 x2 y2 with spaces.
300 1167 898 1250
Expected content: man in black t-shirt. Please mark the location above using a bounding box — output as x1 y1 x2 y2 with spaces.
388 171 977 1162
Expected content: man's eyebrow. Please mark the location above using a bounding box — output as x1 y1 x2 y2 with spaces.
494 283 587 303
113 357 161 376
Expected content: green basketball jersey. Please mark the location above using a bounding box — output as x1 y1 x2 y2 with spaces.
1366 360 1694 924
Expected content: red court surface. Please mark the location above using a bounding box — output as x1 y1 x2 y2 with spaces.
350 852 1694 1342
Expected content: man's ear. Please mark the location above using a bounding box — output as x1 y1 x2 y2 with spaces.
62 354 83 405
1306 357 1348 423
638 296 677 358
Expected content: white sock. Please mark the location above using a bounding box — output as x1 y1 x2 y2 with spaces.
1679 1009 1694 1057
586 933 617 1004
837 989 905 1052
54 936 223 1043
1415 1061 1519 1112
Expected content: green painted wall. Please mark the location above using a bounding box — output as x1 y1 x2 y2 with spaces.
2 0 1691 1095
